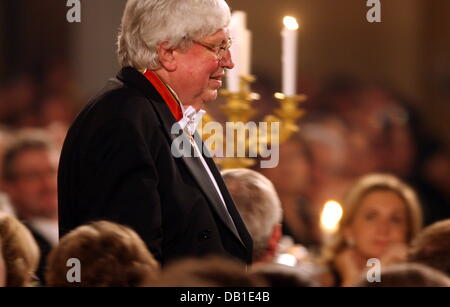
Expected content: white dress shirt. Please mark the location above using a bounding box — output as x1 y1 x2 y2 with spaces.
178 103 230 212
158 81 233 217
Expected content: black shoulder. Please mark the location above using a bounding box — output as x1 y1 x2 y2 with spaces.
73 77 161 134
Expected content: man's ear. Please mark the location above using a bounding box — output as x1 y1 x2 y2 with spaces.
157 41 177 72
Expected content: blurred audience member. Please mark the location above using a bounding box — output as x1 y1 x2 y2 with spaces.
0 212 40 286
0 193 15 217
250 263 317 287
0 63 79 132
310 75 450 227
0 239 5 287
46 221 160 287
319 173 423 286
44 121 70 151
302 116 349 181
258 134 320 249
342 83 450 225
415 145 450 226
37 61 78 128
41 60 78 103
301 116 359 245
0 73 37 128
0 128 16 216
38 94 76 128
222 168 282 264
1 129 59 281
0 127 12 172
311 75 364 120
355 263 450 287
408 219 450 277
423 148 450 202
0 127 15 215
156 256 266 287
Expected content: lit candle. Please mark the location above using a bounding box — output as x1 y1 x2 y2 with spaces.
320 200 343 234
242 29 251 77
227 11 251 92
281 16 299 96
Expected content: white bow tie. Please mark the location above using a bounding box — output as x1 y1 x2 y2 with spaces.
177 106 206 135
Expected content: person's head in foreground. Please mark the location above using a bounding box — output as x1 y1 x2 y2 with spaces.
222 168 283 264
0 212 40 286
156 256 267 287
321 173 423 286
355 263 450 287
408 219 450 277
117 0 234 111
45 221 160 287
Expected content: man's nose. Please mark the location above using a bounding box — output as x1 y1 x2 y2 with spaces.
220 50 234 69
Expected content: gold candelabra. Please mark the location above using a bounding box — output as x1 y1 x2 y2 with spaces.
200 75 307 169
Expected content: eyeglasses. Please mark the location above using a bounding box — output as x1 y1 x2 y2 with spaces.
193 38 232 60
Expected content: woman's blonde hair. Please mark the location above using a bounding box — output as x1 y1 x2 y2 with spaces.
0 212 40 286
320 173 423 265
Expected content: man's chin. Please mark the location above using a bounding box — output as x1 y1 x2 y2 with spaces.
202 91 218 104
209 78 223 89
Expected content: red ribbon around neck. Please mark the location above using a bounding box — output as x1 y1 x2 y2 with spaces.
143 69 183 121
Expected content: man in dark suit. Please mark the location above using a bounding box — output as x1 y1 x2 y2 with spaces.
58 0 253 265
1 130 59 283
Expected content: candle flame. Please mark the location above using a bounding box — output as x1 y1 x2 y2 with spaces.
320 200 343 233
274 92 285 99
283 16 299 30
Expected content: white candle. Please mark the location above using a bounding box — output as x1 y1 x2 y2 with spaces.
227 11 251 92
227 17 241 93
242 29 251 76
281 16 299 96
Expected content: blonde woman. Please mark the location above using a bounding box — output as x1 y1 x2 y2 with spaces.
319 174 422 286
0 212 40 286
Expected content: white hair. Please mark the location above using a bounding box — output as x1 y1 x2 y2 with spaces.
117 0 231 70
222 169 282 261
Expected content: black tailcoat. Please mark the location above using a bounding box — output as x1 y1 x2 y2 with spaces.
58 67 253 264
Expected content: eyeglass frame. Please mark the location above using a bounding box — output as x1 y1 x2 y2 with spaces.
192 38 232 60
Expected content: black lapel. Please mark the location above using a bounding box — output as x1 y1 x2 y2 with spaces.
117 67 245 248
197 140 253 249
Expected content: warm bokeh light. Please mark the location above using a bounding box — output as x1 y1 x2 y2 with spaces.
274 92 285 100
283 16 299 30
275 253 297 267
320 200 343 233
